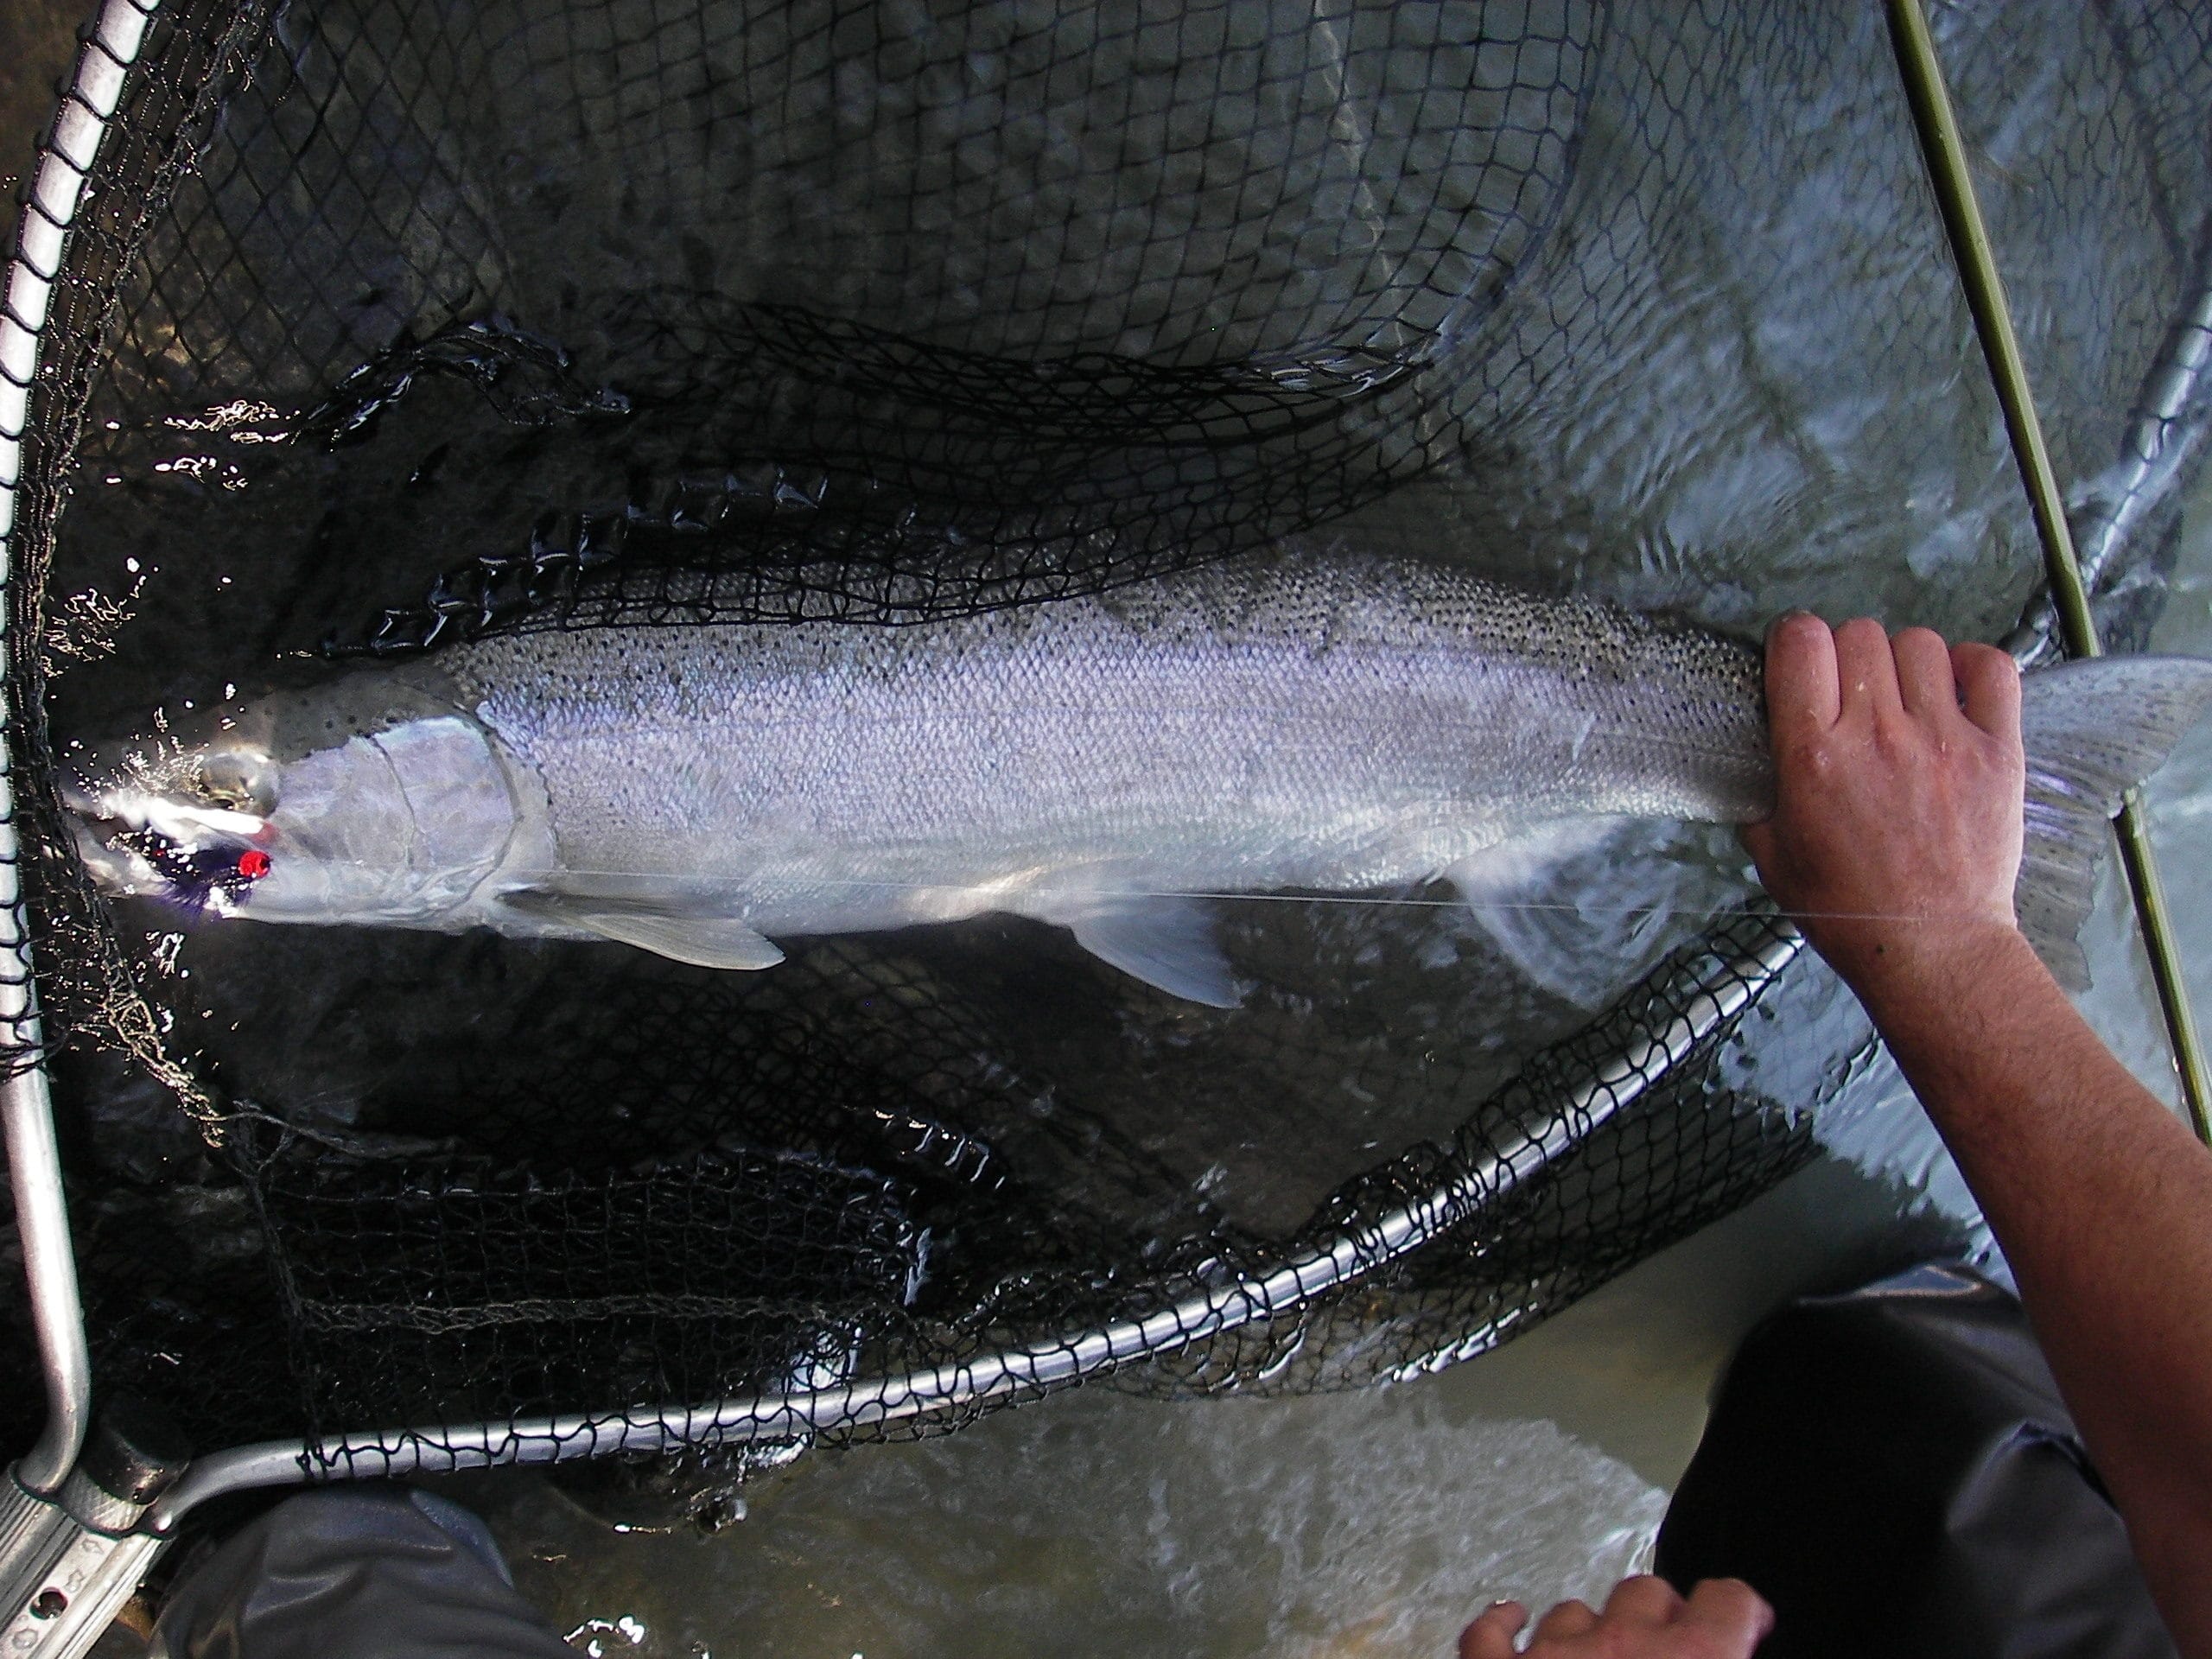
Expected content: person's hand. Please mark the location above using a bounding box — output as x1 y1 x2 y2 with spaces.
1459 1576 1772 1656
1740 613 2025 1007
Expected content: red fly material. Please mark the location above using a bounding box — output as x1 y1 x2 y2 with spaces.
112 826 264 914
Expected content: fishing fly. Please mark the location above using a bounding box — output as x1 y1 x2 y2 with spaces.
102 821 271 915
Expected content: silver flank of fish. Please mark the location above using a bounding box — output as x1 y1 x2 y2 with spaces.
63 548 2212 1001
458 550 1765 907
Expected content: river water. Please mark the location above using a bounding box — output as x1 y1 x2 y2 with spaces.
444 541 2212 1657
423 8 2212 1649
449 189 2212 1659
3 2 2209 1654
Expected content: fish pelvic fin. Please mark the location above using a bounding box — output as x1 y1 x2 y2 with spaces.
501 887 786 971
2016 655 2212 990
1441 819 1642 1008
1058 895 1242 1008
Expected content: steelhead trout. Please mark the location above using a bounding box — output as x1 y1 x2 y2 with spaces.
65 549 2212 1001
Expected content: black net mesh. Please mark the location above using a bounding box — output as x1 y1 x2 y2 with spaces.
0 0 2207 1505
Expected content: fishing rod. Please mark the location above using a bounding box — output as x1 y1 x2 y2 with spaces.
1886 0 2212 1144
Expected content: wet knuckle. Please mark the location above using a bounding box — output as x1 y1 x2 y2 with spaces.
1777 729 1832 769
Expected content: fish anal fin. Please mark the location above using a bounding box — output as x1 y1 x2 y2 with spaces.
1439 818 1624 906
1061 897 1241 1008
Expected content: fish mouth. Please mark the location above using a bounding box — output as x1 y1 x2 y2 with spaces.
60 776 273 912
63 812 156 899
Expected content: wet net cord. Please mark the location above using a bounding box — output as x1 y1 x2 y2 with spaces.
0 0 168 1498
0 0 2204 1529
149 916 1806 1523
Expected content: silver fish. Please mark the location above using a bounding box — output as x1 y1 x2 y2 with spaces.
65 548 2212 1001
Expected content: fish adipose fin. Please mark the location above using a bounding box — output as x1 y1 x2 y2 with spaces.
1060 896 1242 1008
501 887 785 971
2016 655 2212 991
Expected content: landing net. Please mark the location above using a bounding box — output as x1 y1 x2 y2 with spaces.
0 0 2206 1515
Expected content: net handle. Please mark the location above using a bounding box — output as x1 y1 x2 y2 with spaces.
1887 0 2212 1140
0 0 163 1500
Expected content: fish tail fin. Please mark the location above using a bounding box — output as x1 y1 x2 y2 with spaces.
2016 655 2212 989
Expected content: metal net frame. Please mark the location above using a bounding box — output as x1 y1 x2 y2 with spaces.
0 0 2201 1606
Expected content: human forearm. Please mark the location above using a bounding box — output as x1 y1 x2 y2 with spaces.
1744 613 2212 1653
1852 926 2212 1653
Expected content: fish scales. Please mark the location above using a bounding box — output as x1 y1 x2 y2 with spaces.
64 548 2212 1001
438 551 1773 936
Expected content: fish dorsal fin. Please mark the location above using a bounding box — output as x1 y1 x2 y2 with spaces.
1060 896 1241 1008
501 887 785 970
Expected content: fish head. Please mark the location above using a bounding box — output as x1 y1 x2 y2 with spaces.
65 673 521 930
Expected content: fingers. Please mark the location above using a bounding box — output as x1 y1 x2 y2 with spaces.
1459 1600 1525 1659
1770 615 1997 734
1891 626 1958 721
1602 1574 1686 1624
1832 616 1904 723
1764 611 1840 737
1530 1599 1600 1643
1738 816 1778 880
1952 641 2023 742
1682 1578 1777 1649
1463 1579 1770 1657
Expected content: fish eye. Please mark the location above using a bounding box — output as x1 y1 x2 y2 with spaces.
192 748 274 814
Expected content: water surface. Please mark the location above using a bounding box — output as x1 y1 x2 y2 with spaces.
5 0 2209 1649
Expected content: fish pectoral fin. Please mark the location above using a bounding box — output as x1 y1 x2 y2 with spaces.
571 910 787 971
1058 897 1241 1008
502 888 785 971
